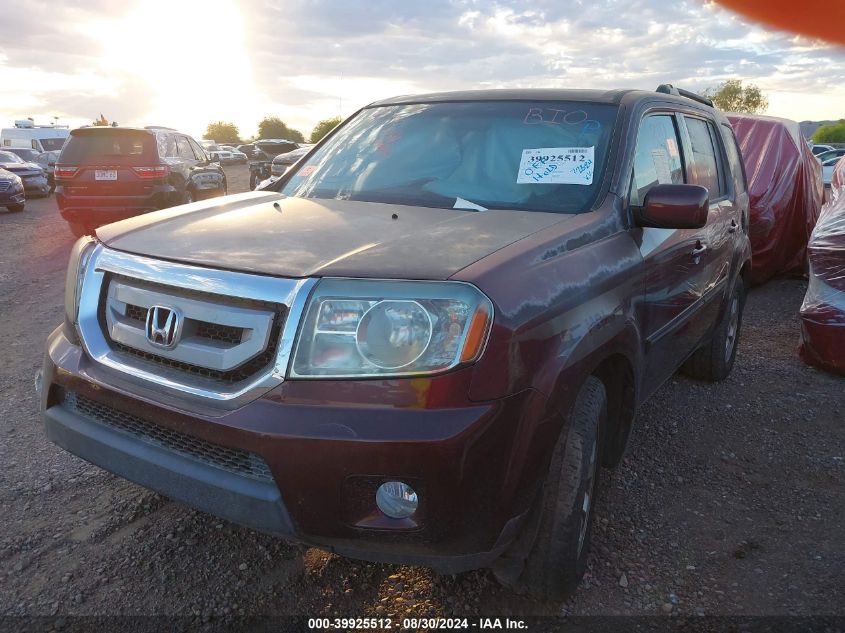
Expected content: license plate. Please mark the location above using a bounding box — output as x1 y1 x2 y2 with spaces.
95 170 118 181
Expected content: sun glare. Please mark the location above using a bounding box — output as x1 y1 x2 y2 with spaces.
82 0 265 137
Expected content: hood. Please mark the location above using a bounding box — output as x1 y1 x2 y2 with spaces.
0 162 41 173
97 191 573 279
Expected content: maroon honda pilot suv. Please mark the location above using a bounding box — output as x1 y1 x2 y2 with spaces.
40 86 751 599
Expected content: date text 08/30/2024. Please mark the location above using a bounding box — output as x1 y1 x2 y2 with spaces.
307 617 529 630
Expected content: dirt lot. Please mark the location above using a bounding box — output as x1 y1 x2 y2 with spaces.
1 165 843 627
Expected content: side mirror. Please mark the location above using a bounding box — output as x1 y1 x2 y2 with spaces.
634 184 709 229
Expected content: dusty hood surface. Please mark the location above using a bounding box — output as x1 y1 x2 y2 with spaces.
97 191 571 279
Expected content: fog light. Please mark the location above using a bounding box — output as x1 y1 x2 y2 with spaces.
375 481 418 519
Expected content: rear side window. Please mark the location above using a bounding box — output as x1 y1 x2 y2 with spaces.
720 124 746 194
176 136 195 160
630 114 684 206
685 117 725 199
60 131 156 163
39 138 66 152
188 138 207 161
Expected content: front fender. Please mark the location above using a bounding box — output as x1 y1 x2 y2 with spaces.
465 229 644 407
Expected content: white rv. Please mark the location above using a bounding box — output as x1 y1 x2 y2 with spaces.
1 120 70 153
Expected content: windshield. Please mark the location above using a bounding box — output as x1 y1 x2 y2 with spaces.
8 148 39 161
279 100 617 213
0 151 24 163
40 138 66 151
59 130 157 164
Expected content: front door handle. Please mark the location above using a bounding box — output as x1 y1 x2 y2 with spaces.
727 220 738 234
692 242 708 257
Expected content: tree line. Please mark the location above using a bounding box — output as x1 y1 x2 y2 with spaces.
203 116 341 145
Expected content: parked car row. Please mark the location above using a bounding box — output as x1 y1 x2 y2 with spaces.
246 139 302 189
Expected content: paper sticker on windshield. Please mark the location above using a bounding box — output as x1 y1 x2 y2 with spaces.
517 147 594 185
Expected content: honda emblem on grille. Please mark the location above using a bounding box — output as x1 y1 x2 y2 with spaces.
145 305 182 349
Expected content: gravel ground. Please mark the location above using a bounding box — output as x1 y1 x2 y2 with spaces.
1 165 843 628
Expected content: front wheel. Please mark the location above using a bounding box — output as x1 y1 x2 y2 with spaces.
495 376 607 600
682 279 745 381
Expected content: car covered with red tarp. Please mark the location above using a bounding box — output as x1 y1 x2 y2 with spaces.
800 157 845 374
727 114 824 284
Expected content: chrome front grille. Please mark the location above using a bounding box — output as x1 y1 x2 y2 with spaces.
0 181 10 192
111 313 283 384
101 275 286 384
63 390 273 481
124 302 245 344
75 245 317 406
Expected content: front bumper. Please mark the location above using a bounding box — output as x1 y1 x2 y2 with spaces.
22 175 50 195
41 324 553 573
44 399 292 533
0 189 25 205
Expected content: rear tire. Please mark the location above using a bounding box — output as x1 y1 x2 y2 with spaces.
7 203 24 213
183 189 195 205
682 279 745 382
494 376 607 601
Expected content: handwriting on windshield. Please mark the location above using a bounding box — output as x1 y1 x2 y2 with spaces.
523 108 601 133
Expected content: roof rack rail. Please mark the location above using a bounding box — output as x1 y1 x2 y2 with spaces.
144 125 178 131
655 84 713 107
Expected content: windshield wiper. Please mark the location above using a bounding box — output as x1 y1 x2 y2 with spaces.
452 197 488 212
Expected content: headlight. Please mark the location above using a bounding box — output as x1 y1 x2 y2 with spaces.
64 236 96 324
290 279 493 378
11 176 23 191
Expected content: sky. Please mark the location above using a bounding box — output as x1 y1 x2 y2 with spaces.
1 0 843 141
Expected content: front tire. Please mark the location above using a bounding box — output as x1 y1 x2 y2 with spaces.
682 279 745 381
7 203 24 213
495 376 607 600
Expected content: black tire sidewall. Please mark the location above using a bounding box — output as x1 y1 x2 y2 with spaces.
521 376 607 599
711 280 745 380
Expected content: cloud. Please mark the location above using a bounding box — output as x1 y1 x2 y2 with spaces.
1 0 843 139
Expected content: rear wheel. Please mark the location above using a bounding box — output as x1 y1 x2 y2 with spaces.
682 279 745 381
7 203 24 213
494 376 607 600
183 189 195 205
